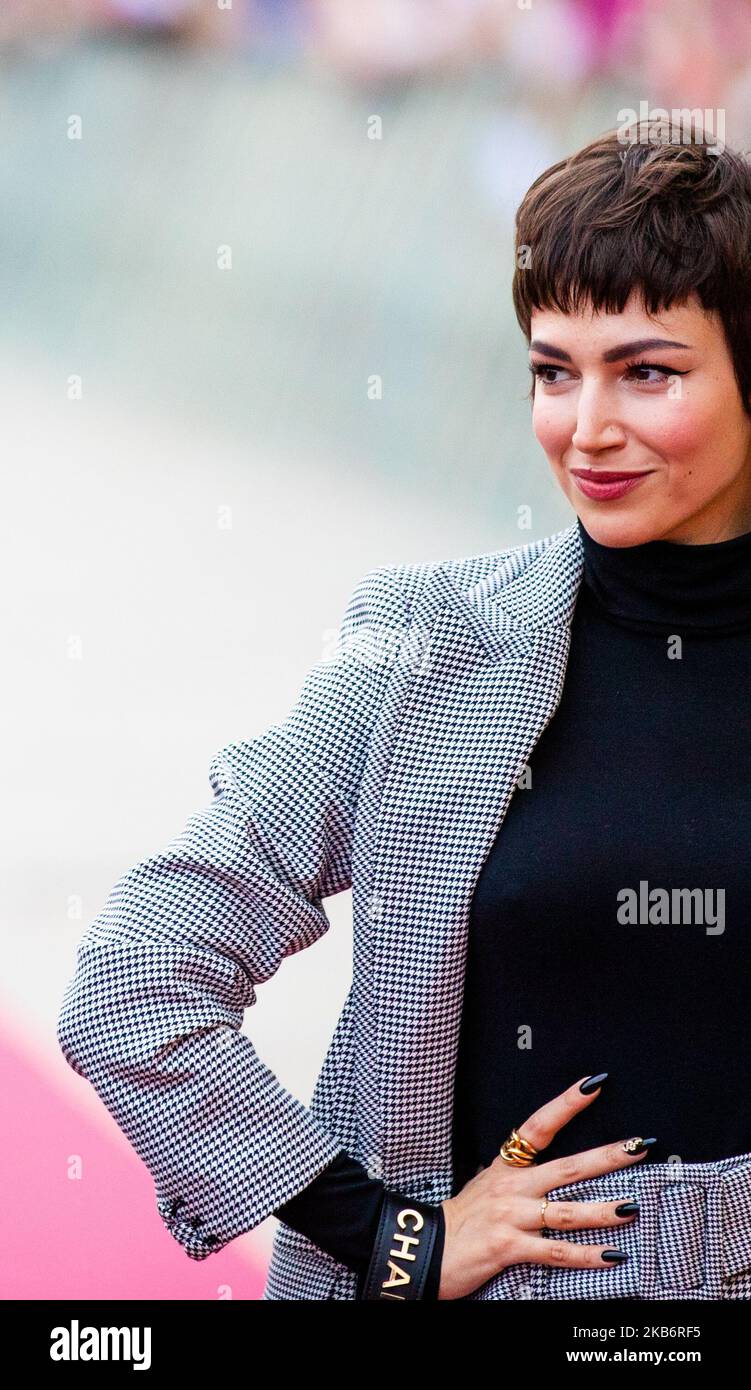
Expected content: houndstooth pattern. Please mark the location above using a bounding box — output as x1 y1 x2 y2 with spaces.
57 522 751 1298
530 1150 751 1301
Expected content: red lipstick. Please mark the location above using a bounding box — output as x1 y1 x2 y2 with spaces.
571 468 654 501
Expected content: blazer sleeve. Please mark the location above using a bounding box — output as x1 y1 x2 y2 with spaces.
56 564 411 1260
273 1149 446 1298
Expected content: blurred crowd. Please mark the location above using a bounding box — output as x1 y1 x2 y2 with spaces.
2 0 751 118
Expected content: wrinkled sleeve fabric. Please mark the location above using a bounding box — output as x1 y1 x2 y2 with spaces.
275 1150 446 1298
56 565 412 1260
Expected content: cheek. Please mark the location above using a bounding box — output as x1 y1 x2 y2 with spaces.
638 408 709 462
532 403 569 459
637 396 740 494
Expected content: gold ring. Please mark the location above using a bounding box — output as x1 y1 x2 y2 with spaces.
540 1196 549 1230
498 1127 539 1166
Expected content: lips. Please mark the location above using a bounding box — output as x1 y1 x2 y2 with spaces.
571 470 651 481
570 469 653 501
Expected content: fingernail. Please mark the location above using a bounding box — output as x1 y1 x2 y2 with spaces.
615 1201 640 1217
602 1249 630 1263
622 1137 657 1155
579 1072 609 1094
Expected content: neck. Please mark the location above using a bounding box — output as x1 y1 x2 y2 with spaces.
576 515 751 636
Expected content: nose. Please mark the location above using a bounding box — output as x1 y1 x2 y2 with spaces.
571 384 626 455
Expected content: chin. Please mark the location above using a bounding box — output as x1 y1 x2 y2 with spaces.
573 507 666 548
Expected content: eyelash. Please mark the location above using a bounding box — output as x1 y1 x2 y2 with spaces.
529 359 690 386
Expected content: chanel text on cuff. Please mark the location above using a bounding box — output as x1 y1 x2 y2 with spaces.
360 1193 441 1300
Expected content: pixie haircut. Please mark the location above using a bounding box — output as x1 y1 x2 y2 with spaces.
512 116 751 416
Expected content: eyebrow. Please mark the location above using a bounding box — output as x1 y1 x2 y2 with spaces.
528 337 693 364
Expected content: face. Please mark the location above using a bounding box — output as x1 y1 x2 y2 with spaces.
528 290 751 545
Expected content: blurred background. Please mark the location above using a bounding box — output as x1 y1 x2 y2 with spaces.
3 0 751 1299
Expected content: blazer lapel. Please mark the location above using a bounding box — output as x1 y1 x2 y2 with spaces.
368 521 585 1198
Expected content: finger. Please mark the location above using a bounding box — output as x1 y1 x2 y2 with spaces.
514 1232 634 1272
517 1195 639 1233
531 1135 656 1194
510 1073 609 1155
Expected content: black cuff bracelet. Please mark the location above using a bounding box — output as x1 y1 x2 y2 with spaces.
360 1191 441 1300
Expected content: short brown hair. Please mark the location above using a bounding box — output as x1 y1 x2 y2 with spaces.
512 116 751 415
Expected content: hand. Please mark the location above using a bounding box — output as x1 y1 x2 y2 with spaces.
438 1075 651 1300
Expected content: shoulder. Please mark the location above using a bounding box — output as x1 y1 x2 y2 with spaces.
368 523 577 612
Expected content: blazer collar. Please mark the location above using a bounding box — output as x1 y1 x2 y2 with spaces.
415 520 585 663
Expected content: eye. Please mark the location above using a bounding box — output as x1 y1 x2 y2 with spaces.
623 359 689 384
529 363 569 386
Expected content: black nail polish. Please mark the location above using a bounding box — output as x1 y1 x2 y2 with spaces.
615 1201 640 1217
579 1072 609 1094
623 1137 657 1155
602 1249 630 1263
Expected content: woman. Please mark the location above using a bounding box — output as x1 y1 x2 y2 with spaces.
57 116 751 1301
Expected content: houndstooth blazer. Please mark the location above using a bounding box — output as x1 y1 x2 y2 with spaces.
57 519 589 1300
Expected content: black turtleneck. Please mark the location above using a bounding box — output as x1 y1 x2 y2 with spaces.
576 514 751 635
275 515 751 1298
